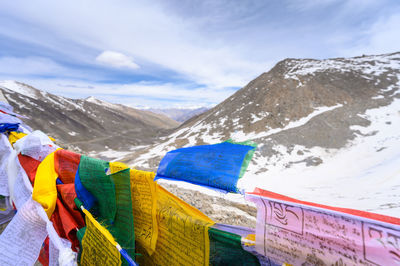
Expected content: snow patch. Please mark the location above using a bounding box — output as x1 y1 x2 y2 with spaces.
284 53 400 80
372 95 385 99
231 104 343 141
0 80 37 98
90 149 132 162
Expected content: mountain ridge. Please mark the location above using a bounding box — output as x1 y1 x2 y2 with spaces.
0 80 179 154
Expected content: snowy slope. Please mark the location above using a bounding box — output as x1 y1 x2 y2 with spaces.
0 80 38 98
240 96 400 216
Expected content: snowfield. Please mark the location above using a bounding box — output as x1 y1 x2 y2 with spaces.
239 96 400 216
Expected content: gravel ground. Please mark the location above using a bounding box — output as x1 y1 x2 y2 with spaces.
160 183 257 228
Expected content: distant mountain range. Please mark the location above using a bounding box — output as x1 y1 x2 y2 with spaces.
145 107 209 122
0 81 178 154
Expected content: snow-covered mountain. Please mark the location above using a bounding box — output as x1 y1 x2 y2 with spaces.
146 107 209 122
0 81 179 154
126 52 400 217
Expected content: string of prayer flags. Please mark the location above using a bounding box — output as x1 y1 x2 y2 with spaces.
155 140 257 193
246 188 400 265
0 105 82 265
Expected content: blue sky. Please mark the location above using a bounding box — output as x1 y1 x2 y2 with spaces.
0 0 399 108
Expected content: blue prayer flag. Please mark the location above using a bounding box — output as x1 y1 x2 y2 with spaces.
74 167 97 210
0 123 19 133
155 141 256 193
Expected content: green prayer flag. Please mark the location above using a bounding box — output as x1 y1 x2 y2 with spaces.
209 227 260 266
78 156 135 265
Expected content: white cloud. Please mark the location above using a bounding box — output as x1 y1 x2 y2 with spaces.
95 51 139 69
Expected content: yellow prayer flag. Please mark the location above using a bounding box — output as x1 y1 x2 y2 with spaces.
8 131 55 146
243 233 256 246
81 208 122 266
139 183 215 266
130 169 158 255
8 131 27 146
32 149 62 218
109 161 129 174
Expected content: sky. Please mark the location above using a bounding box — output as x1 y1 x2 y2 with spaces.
0 0 399 108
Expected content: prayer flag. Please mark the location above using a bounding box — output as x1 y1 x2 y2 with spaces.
247 188 400 265
78 156 135 265
81 208 122 266
155 141 256 193
136 183 214 266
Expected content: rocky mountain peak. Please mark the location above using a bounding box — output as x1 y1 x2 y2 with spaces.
125 52 400 217
172 52 400 146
